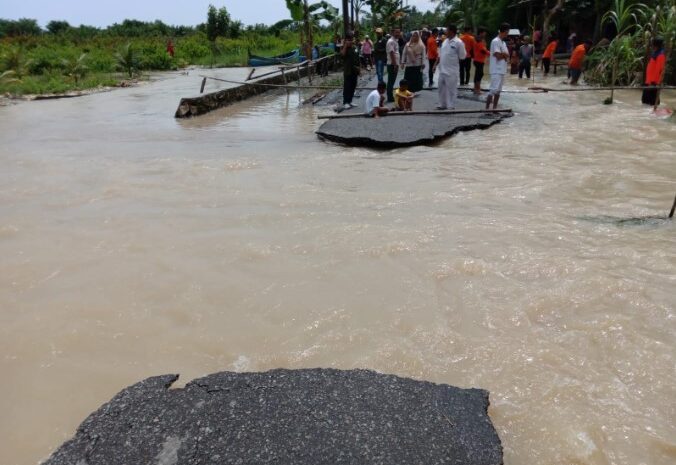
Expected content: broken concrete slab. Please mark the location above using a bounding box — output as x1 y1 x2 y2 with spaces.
43 368 503 465
316 88 511 148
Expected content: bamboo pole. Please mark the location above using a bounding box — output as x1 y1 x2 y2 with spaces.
669 194 676 219
529 85 676 92
317 108 513 120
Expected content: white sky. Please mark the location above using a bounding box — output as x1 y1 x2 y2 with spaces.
2 1 438 28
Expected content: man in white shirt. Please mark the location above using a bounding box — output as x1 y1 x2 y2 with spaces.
434 24 466 110
365 81 389 117
386 28 401 102
486 23 510 110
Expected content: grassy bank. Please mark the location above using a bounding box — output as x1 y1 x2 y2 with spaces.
1 30 331 96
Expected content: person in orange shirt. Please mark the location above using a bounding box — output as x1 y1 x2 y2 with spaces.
459 26 476 85
472 27 489 94
542 35 558 76
427 28 440 87
642 37 666 107
568 39 592 85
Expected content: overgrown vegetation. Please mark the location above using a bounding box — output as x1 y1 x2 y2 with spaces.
1 0 673 96
585 0 675 87
0 6 332 96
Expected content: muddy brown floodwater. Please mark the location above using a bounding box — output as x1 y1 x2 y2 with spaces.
1 68 675 465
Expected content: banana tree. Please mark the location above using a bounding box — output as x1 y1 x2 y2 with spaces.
602 0 647 102
367 0 411 30
285 0 338 61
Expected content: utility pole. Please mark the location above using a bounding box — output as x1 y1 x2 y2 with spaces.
342 0 349 37
350 0 355 31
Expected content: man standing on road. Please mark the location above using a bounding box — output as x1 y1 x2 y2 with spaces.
426 28 440 87
434 24 466 110
459 25 476 85
486 23 510 110
373 28 387 82
341 33 360 109
386 28 402 103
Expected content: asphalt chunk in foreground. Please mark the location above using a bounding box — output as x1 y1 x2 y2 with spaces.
44 368 503 465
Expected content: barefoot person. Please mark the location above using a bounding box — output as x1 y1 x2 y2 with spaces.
365 81 389 117
394 79 414 111
486 23 510 110
435 24 466 110
568 39 592 85
542 34 558 76
472 27 489 94
642 37 666 108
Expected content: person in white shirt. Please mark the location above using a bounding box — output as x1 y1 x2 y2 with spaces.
365 81 389 117
386 28 402 102
434 23 466 110
486 23 510 110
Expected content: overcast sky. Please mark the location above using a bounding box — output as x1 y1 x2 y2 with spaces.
3 1 438 28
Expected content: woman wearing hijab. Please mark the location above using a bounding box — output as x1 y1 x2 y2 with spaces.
401 30 426 92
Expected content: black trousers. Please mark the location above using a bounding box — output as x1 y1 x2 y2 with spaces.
642 87 659 106
473 61 484 84
518 59 531 79
343 74 358 104
542 58 551 74
428 58 436 86
460 57 472 85
387 64 398 102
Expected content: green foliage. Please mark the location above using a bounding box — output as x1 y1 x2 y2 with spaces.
602 0 648 35
0 18 42 38
46 20 72 35
586 34 644 85
0 69 19 84
0 70 118 95
115 42 139 78
61 53 88 84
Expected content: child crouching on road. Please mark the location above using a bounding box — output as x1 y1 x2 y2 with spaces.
394 79 415 111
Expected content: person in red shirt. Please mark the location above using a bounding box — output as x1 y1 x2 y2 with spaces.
642 37 666 107
542 35 558 76
568 39 592 85
427 28 440 87
472 27 489 94
459 26 476 85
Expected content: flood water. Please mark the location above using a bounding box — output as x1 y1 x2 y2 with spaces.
1 68 675 465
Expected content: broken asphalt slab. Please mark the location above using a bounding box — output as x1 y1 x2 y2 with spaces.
43 368 503 465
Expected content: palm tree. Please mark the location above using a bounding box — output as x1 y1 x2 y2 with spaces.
367 0 411 30
61 53 89 85
286 0 338 61
0 70 20 85
115 43 139 78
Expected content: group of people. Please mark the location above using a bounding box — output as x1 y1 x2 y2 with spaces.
341 21 668 118
354 22 516 117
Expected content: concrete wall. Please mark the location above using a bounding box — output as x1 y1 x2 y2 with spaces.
175 57 338 118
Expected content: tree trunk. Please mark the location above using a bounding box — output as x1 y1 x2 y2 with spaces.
542 0 565 45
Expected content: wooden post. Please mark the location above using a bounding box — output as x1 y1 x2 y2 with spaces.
342 0 350 37
669 194 676 219
200 77 207 94
280 67 288 94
